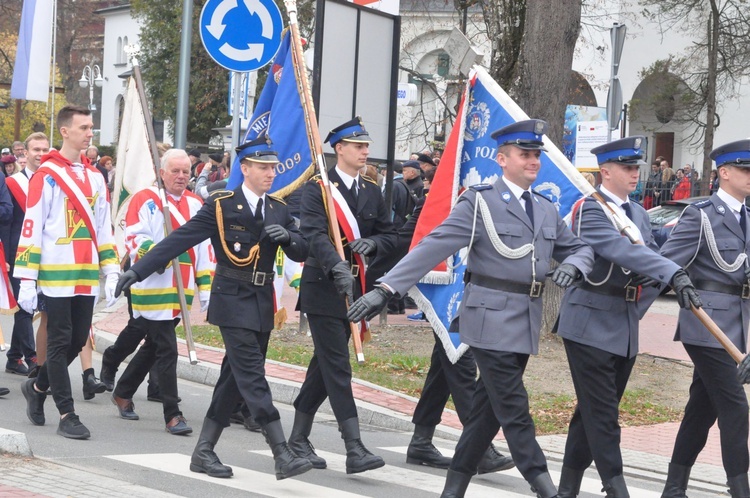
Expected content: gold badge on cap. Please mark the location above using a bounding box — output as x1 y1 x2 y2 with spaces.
234 242 241 252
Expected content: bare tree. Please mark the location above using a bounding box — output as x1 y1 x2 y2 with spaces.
637 0 750 189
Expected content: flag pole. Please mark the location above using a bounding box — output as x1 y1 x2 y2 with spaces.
48 0 58 144
127 49 198 365
282 0 365 364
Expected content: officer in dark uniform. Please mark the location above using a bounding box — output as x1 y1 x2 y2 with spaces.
349 120 595 498
555 137 701 497
661 139 750 498
289 117 397 475
115 136 312 481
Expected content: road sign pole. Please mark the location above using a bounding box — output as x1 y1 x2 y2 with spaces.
231 71 242 162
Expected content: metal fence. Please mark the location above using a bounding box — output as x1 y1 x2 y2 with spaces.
629 174 715 208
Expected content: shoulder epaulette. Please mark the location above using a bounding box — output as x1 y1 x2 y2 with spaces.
210 189 234 202
693 199 712 209
469 184 493 191
267 194 286 205
362 176 377 185
310 174 322 182
531 189 554 204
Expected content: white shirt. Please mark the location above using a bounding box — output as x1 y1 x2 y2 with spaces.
502 177 533 203
717 187 745 223
335 166 360 193
242 184 266 218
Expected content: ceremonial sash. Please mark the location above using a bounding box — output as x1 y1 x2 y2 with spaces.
325 182 369 340
140 188 197 265
6 172 29 212
38 163 99 248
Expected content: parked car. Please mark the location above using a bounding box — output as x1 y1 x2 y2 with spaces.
647 196 709 247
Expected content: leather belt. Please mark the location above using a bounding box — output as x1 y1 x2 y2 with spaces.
694 279 750 300
467 272 544 298
215 265 275 286
304 257 360 277
579 281 639 302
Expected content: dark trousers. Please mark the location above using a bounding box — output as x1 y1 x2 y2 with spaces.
114 318 180 423
412 332 477 427
205 326 278 427
6 275 36 363
36 295 95 415
671 344 749 478
293 314 357 422
450 348 548 482
104 293 159 394
562 339 636 480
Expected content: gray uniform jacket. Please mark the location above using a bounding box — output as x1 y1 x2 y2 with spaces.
660 194 750 351
557 194 680 358
379 179 594 355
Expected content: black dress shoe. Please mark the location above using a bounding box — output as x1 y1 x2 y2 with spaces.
0 387 9 397
82 369 106 400
112 394 139 420
6 359 29 375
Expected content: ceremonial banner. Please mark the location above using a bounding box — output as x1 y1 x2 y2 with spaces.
111 78 157 256
226 30 315 196
409 66 590 363
10 0 54 102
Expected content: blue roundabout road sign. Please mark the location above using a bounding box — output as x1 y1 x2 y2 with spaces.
199 0 283 72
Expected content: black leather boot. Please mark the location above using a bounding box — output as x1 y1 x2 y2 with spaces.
441 469 472 498
263 419 313 480
406 425 451 469
82 368 106 400
728 473 750 498
477 444 515 474
602 475 629 498
558 466 584 498
288 410 326 469
530 472 559 498
190 418 233 478
661 463 690 498
340 417 385 474
99 347 117 392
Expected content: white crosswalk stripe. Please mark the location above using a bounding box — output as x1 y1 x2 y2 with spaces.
378 446 665 497
106 453 362 497
252 449 531 497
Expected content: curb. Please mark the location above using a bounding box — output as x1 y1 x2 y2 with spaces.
0 427 33 457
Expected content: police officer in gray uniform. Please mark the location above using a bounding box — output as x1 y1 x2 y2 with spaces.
349 119 595 498
660 139 750 498
555 137 701 498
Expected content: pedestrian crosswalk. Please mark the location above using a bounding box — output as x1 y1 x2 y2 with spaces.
106 444 721 497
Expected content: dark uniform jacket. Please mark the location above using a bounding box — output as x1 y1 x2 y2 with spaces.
557 193 679 358
298 168 397 319
129 187 308 333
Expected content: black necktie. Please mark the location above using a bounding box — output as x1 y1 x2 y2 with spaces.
521 191 534 228
350 183 358 203
740 206 747 239
621 202 633 221
255 197 264 223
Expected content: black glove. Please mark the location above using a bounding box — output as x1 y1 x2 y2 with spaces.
550 263 580 289
670 269 703 309
331 260 355 303
738 355 750 384
348 286 394 322
265 224 290 244
349 238 377 256
629 273 659 288
115 269 139 297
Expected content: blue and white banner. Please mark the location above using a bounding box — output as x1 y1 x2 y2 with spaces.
409 66 593 363
11 0 54 103
226 30 315 197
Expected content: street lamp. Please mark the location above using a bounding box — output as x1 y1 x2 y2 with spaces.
78 64 104 112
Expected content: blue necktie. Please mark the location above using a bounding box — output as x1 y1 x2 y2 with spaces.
521 191 534 228
255 197 264 223
621 202 633 221
740 206 747 239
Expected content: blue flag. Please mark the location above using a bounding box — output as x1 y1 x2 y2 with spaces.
226 31 315 195
409 66 593 363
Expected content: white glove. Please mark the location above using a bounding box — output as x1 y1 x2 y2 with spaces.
105 272 120 307
200 290 210 312
18 280 37 314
